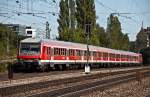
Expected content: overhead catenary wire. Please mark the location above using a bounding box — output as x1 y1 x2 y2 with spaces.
96 0 149 24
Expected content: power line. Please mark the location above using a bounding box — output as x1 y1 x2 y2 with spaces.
96 0 148 24
0 2 59 16
96 0 117 12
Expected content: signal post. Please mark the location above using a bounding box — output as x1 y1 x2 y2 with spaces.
85 23 91 74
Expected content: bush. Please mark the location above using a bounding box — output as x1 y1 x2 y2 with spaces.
0 63 7 73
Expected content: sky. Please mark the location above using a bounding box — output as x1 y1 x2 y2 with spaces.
0 0 150 41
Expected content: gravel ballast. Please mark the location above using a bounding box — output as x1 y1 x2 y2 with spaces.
82 77 150 97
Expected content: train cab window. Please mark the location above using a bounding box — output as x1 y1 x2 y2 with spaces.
20 43 40 55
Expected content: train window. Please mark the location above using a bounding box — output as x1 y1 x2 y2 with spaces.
121 55 124 59
129 56 131 61
61 48 66 56
47 47 51 55
131 56 133 60
69 49 75 56
89 51 91 56
60 48 63 55
125 55 128 59
54 48 59 55
76 50 81 56
127 55 129 59
103 52 108 58
103 53 105 58
61 48 63 55
93 52 97 58
64 49 66 55
62 48 64 55
58 48 60 55
116 54 120 58
109 53 113 58
110 53 115 58
84 51 87 56
54 48 56 55
84 51 91 56
98 52 102 58
113 54 115 58
20 43 40 55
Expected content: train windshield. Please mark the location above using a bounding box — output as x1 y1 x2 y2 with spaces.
20 43 40 55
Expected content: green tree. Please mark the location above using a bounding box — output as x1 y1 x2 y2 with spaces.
76 0 96 29
69 0 76 41
106 14 130 50
73 28 86 43
0 24 17 55
75 0 96 44
122 33 130 50
94 24 107 47
57 0 76 41
57 0 69 40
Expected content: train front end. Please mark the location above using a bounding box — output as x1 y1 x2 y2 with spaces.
17 38 42 71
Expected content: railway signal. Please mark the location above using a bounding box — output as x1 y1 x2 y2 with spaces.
85 23 91 74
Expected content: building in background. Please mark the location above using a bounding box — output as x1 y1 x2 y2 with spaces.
4 24 26 36
4 24 37 38
136 27 150 52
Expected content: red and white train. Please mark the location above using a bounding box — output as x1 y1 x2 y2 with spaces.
17 38 142 70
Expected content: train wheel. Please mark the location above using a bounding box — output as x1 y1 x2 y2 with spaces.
54 64 65 70
62 64 67 70
54 65 59 70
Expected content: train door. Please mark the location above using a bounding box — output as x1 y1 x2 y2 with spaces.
47 47 51 60
42 46 47 60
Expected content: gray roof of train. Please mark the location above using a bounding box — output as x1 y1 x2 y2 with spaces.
21 38 138 55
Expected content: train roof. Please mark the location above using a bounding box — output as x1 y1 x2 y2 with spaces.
21 38 139 56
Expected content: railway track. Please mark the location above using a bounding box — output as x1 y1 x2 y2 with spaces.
27 72 150 97
0 67 150 97
0 67 144 88
0 66 147 81
28 74 135 97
